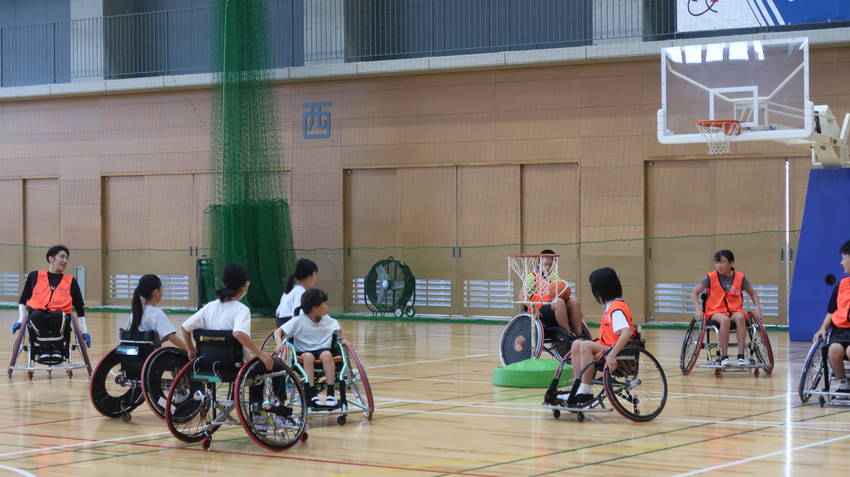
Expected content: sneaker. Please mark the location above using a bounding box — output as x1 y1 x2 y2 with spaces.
720 357 730 367
325 395 337 407
555 392 571 401
39 353 51 361
737 357 747 366
51 353 63 360
573 393 594 408
310 396 323 408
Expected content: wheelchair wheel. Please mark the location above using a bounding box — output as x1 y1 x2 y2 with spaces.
70 315 93 377
499 313 544 366
749 313 774 376
165 360 220 443
261 330 290 361
89 348 145 418
679 318 705 376
235 357 307 451
798 337 825 403
603 346 667 422
141 347 189 419
343 341 374 420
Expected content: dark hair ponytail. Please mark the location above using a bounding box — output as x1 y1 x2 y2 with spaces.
284 258 319 294
294 287 328 317
215 263 250 302
131 274 162 332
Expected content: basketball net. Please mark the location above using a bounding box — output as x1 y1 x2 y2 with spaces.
696 119 741 155
507 254 559 305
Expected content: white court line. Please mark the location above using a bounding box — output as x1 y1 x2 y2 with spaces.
0 465 36 477
672 432 850 476
369 353 496 369
0 431 171 458
375 407 545 419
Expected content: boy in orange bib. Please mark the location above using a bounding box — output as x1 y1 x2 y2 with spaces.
813 240 850 394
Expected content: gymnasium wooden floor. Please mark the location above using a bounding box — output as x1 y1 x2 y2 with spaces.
0 310 847 476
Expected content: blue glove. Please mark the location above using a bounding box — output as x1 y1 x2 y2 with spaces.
11 322 21 335
82 333 91 348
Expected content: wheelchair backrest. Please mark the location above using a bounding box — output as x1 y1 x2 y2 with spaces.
116 328 158 376
192 329 243 381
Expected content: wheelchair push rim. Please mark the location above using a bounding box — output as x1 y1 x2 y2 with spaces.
603 345 668 422
343 341 375 420
141 347 190 419
234 357 307 451
749 312 774 376
679 318 705 376
89 348 145 418
798 336 825 403
165 360 221 443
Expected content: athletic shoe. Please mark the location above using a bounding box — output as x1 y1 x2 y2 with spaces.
572 393 594 408
720 357 730 367
737 357 747 366
324 395 337 407
310 396 323 408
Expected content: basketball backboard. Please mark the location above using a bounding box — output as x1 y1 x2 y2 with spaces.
658 37 812 145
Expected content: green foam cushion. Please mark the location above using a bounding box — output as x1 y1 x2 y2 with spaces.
492 358 573 388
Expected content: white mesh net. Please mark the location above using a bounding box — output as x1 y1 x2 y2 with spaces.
507 254 559 305
696 120 741 155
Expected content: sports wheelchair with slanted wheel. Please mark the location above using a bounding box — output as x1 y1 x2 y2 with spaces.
499 312 591 366
89 329 189 422
261 331 374 425
799 329 850 407
165 329 307 451
679 293 774 378
8 312 92 380
542 336 668 422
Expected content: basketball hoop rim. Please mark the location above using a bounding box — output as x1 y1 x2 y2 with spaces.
508 253 560 258
696 119 742 136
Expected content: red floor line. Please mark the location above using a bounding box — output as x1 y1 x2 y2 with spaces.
0 415 101 431
0 430 499 477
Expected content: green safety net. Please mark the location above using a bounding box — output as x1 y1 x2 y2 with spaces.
206 0 294 313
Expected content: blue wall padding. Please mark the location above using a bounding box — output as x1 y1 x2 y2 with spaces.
789 168 850 341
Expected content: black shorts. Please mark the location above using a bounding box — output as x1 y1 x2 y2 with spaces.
828 327 850 347
539 304 558 328
299 349 331 360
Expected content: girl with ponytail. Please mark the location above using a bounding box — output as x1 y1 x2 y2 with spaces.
126 274 187 351
274 258 319 327
179 263 274 370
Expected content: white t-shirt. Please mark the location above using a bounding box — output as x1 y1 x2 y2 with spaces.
280 311 340 352
275 284 306 318
182 299 252 357
125 305 176 344
605 301 629 334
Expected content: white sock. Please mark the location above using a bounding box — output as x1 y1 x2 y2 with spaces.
577 383 592 395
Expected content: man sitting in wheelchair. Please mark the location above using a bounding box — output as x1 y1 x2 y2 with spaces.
813 240 850 395
562 267 636 408
12 245 90 362
691 249 763 368
273 288 343 409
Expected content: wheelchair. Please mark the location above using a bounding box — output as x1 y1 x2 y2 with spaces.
499 311 591 366
679 294 774 378
7 311 92 380
541 335 668 422
89 329 189 422
261 331 374 425
798 329 850 407
164 329 307 451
